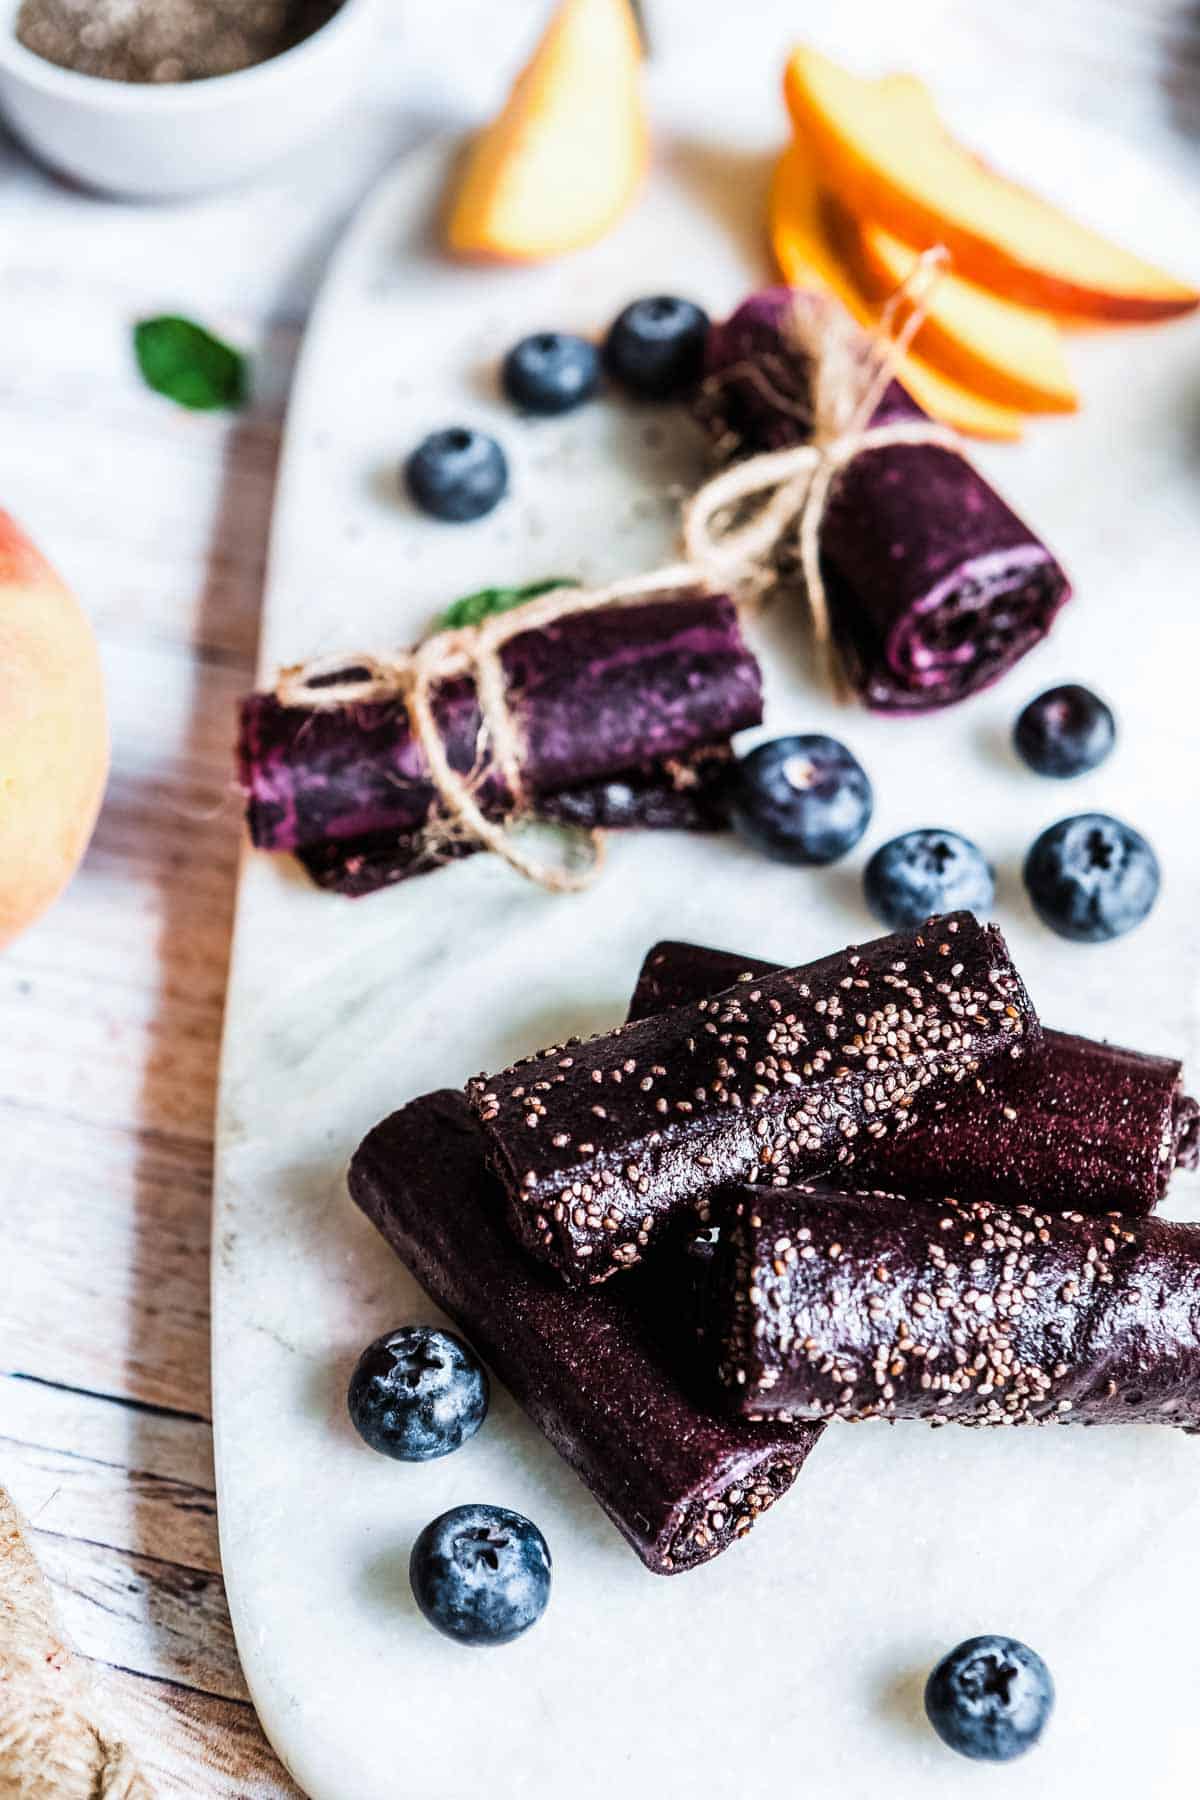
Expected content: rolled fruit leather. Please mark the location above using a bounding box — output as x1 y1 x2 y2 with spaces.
696 289 1072 713
630 941 1200 1216
295 744 735 897
712 1185 1200 1431
467 912 1040 1287
238 588 761 888
349 1092 822 1574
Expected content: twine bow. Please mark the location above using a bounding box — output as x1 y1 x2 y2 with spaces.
275 253 958 894
275 564 704 893
682 248 959 688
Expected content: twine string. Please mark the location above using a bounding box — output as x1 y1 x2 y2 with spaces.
275 564 700 892
682 248 959 683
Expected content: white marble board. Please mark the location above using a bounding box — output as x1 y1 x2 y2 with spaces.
214 103 1200 1800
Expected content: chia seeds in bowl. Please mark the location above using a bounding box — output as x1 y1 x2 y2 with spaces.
14 0 342 84
0 0 377 199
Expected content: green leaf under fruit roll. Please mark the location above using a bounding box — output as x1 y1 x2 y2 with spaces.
437 577 579 631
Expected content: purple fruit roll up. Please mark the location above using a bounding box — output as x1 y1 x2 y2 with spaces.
296 743 736 897
696 288 1072 713
349 1091 821 1574
238 588 761 880
712 1185 1200 1430
630 940 1199 1215
467 912 1040 1286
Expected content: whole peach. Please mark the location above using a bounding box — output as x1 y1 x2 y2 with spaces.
0 511 108 948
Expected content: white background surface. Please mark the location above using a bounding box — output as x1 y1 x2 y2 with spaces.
214 14 1200 1800
1 1 1198 1792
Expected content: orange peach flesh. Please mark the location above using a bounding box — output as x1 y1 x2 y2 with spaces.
768 145 1027 442
447 0 647 262
785 46 1199 322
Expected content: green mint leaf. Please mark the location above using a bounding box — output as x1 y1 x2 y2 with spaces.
437 577 580 631
133 316 247 412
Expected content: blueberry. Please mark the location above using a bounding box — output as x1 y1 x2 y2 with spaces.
409 1503 551 1647
863 829 994 929
347 1326 488 1462
1014 684 1116 779
1023 812 1159 942
404 427 508 522
729 734 872 865
924 1635 1054 1762
502 332 600 416
603 295 710 399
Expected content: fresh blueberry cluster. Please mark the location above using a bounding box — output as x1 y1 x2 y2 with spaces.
728 681 1155 945
347 1323 551 1647
403 292 710 522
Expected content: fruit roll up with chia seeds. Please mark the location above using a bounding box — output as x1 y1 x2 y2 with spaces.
696 289 1071 714
629 941 1200 1215
294 744 737 897
711 1185 1200 1430
237 588 761 885
349 1091 821 1575
467 912 1040 1287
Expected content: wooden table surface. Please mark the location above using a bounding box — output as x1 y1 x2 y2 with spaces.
0 2 1195 1791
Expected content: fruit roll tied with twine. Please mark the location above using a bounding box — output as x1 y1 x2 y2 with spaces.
629 941 1200 1216
685 285 1072 713
467 912 1040 1288
350 1091 821 1575
293 744 736 897
237 570 762 895
711 1185 1200 1431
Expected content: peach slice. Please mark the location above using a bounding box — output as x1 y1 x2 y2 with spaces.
0 511 108 949
785 46 1199 321
841 207 1078 413
446 0 648 261
768 145 1026 442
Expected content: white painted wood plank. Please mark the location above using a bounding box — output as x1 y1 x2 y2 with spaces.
1 1128 216 1414
0 1379 219 1573
33 1531 246 1701
0 1378 213 1489
105 1671 305 1799
2 1439 219 1576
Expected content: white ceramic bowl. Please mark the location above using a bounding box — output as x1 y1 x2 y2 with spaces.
0 0 381 198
